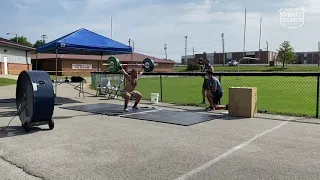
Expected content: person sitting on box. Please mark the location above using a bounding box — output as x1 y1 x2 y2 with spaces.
205 71 223 111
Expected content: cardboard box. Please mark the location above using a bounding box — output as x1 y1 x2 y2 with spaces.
228 87 257 118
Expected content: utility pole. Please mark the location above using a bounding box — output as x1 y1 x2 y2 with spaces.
258 17 262 61
164 44 167 60
316 42 320 66
243 8 247 58
132 40 135 63
111 17 113 39
266 41 269 62
41 34 47 43
192 47 195 58
128 38 131 46
221 33 225 66
185 36 188 65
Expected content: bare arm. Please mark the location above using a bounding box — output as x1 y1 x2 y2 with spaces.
119 66 131 81
137 65 144 78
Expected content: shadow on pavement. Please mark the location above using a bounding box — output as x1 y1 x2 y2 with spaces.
0 98 15 103
0 126 48 139
0 97 82 109
0 111 16 118
53 113 96 120
0 98 16 109
55 97 83 104
0 103 16 109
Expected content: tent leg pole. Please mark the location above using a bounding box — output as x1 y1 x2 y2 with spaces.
55 49 58 99
100 53 102 71
36 53 38 70
100 53 102 85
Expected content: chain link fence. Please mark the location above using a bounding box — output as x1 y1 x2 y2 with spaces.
91 72 320 118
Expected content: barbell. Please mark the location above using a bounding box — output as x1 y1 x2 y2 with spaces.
103 56 156 73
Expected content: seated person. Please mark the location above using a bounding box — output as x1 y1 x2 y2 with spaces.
119 65 144 112
205 71 223 111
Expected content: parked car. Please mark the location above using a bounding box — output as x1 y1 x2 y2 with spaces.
228 60 238 66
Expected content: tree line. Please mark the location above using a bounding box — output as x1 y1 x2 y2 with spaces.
7 36 45 48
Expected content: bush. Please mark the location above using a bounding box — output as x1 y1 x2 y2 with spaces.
187 63 201 71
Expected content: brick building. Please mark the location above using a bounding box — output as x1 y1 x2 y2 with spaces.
182 51 278 65
0 38 34 75
294 52 320 64
32 53 175 76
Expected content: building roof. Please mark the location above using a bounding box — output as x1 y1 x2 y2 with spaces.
0 38 34 51
31 53 175 64
295 51 320 54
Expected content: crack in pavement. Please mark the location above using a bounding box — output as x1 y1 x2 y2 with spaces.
0 155 44 180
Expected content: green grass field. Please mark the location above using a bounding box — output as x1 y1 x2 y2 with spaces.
105 76 318 117
174 65 320 72
90 64 320 118
0 78 16 86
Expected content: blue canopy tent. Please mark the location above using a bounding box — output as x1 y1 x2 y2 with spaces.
36 28 132 55
35 28 132 98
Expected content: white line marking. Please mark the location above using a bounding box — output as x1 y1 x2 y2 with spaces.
174 118 294 180
119 109 161 117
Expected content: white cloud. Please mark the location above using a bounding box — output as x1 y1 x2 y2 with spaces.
1 0 320 61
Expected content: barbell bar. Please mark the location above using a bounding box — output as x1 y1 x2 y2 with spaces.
104 56 156 73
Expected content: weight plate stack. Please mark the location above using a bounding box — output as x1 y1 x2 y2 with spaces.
143 58 154 72
108 56 120 73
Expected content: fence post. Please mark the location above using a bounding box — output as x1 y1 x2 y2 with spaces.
218 74 222 105
91 72 95 88
316 76 319 118
160 75 163 102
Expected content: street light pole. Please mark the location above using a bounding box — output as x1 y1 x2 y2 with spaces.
6 33 18 43
266 41 269 62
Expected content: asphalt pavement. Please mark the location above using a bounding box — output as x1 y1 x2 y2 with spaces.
0 83 320 180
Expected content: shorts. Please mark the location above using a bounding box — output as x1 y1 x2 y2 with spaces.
212 92 223 104
121 90 138 99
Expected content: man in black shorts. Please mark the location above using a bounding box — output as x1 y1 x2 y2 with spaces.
201 58 214 104
205 71 223 111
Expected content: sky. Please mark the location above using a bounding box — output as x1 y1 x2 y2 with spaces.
1 0 319 62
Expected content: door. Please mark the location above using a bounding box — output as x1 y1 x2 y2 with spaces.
3 56 8 75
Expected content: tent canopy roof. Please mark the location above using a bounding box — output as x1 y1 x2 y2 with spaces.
36 28 132 55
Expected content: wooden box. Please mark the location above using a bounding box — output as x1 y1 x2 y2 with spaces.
228 87 257 118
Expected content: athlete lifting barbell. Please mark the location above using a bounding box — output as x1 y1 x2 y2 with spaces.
118 63 144 112
103 56 156 73
102 56 156 111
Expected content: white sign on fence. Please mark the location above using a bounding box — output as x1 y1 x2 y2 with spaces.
279 8 305 29
72 64 92 69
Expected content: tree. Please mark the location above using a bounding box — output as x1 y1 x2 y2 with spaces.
10 36 33 47
33 40 46 48
276 41 295 68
